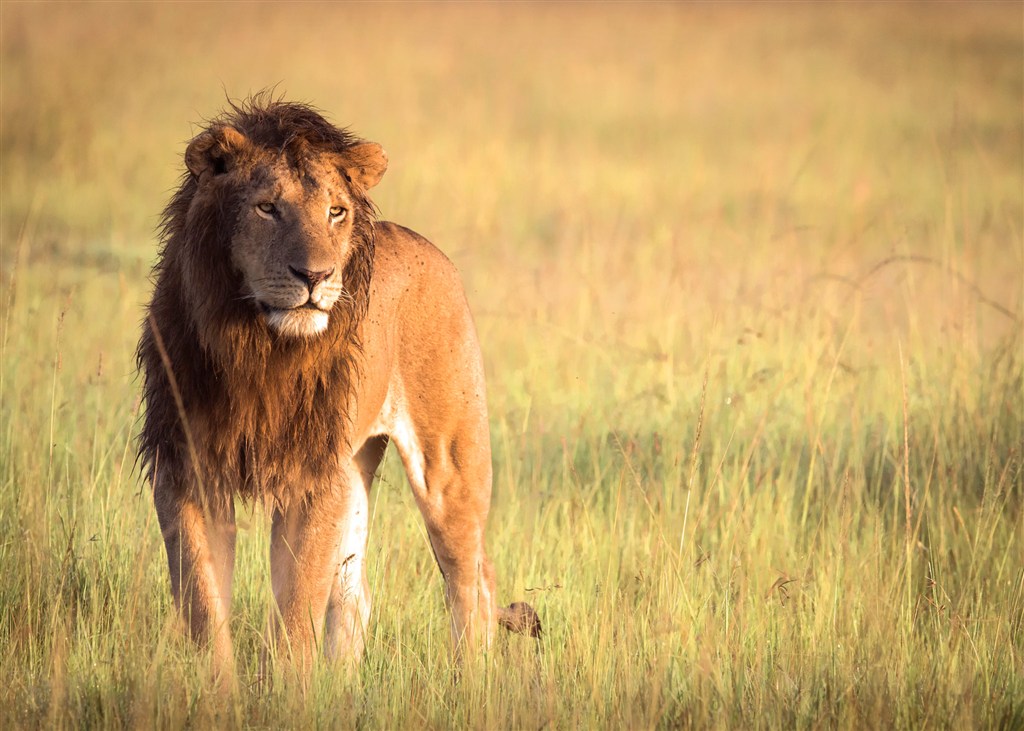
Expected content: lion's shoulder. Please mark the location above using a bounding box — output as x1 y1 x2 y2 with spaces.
367 221 477 353
373 221 465 294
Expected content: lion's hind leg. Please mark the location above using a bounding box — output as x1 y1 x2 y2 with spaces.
390 417 498 662
418 491 499 662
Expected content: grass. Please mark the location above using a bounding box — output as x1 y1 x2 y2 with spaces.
1 2 1022 728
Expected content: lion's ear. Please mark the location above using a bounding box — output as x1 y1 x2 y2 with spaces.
185 125 248 179
340 143 388 190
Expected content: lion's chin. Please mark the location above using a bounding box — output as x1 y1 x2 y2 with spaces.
263 307 330 338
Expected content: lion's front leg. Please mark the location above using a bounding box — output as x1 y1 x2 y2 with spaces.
322 475 371 665
268 487 353 677
154 477 236 679
324 438 388 665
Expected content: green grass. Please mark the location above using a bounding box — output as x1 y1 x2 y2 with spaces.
1 3 1022 728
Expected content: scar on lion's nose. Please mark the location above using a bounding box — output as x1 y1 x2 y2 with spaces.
288 265 335 293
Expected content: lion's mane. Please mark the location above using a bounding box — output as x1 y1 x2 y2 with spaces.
136 96 377 506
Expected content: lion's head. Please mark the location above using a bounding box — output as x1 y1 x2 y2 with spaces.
138 97 389 503
179 102 387 339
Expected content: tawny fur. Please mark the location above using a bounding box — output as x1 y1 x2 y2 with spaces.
137 94 539 679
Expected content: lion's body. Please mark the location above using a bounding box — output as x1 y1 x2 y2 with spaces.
137 98 537 679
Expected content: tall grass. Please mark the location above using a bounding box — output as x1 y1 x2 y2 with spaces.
1 3 1021 728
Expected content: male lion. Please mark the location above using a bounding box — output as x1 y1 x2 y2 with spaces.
137 97 539 678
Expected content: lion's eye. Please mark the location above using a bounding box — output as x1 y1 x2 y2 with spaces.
329 205 347 221
256 202 276 215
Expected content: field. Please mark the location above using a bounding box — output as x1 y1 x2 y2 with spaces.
1 3 1022 728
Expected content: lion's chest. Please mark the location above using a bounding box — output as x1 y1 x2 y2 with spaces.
188 359 353 501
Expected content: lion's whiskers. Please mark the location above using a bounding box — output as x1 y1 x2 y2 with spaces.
337 287 355 307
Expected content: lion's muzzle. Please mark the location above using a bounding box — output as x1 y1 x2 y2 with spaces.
260 300 331 338
288 265 336 294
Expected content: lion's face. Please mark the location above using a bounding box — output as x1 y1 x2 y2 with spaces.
231 156 359 338
184 125 387 338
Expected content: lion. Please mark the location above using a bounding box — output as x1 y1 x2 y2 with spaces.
136 96 540 679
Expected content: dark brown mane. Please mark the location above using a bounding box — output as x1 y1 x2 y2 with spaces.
136 94 376 507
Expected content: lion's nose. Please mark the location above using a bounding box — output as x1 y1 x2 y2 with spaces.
289 265 335 293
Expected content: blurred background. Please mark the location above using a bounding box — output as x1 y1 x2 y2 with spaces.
3 5 1020 425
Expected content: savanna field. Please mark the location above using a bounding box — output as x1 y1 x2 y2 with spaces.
1 3 1021 728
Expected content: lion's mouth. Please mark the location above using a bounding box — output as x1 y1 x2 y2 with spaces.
258 300 325 315
257 300 331 338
